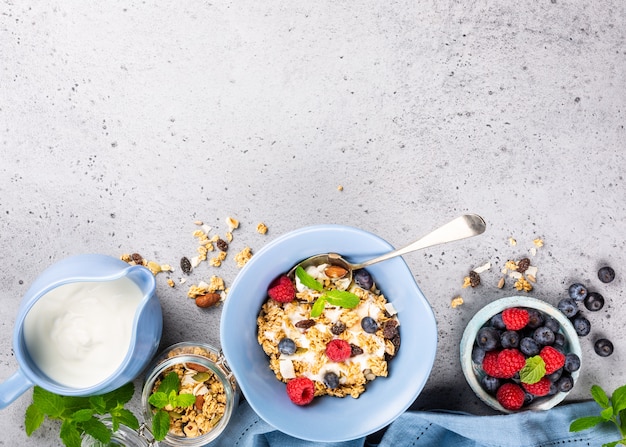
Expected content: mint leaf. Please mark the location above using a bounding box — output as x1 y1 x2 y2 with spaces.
173 393 196 408
611 384 626 414
60 419 82 447
324 290 360 308
80 417 110 444
25 404 45 436
71 408 94 422
570 415 605 432
111 408 139 432
601 406 614 421
310 297 327 317
158 372 181 396
88 395 106 414
152 409 171 441
102 382 134 410
520 356 546 384
32 386 65 418
295 266 323 292
592 385 611 409
148 392 170 409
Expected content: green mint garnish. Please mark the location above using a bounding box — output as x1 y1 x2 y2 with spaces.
570 384 626 446
148 371 196 441
295 265 360 317
295 266 323 291
24 382 139 447
519 355 546 384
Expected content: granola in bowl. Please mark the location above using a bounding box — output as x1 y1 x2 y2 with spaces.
257 263 400 403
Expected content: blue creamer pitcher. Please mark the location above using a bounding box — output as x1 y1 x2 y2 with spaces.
0 254 162 409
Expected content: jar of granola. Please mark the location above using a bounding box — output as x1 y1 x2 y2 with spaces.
141 342 238 447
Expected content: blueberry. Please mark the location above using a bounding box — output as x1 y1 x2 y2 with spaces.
548 383 559 396
526 309 544 329
546 368 563 383
584 292 605 312
594 338 614 357
472 346 486 364
568 283 588 301
354 269 374 289
331 321 347 335
557 298 579 318
564 353 581 372
481 375 500 395
520 337 540 356
489 313 506 330
556 374 574 392
544 315 561 333
523 392 535 406
476 326 500 351
553 333 566 349
323 371 340 389
278 337 297 355
597 266 615 283
573 316 591 337
533 326 556 345
361 316 379 334
500 330 520 349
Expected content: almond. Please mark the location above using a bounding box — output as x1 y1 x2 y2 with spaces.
195 395 205 411
195 292 220 308
325 265 348 278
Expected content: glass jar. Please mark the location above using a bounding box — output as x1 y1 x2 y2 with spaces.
141 342 238 447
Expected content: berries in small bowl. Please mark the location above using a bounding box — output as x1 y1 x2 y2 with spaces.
460 296 582 413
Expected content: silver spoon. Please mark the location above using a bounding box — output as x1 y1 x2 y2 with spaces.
289 214 486 282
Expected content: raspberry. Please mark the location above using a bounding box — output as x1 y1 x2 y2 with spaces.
325 339 352 362
268 275 296 303
286 376 315 405
496 349 526 378
502 308 530 331
522 377 552 396
539 346 565 374
482 350 502 378
496 383 525 411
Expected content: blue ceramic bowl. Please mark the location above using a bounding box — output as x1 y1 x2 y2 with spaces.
0 254 162 409
460 296 582 413
220 225 438 442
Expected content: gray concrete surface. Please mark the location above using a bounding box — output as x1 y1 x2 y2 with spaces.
1 0 625 444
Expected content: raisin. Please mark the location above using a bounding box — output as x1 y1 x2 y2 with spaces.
382 320 399 339
295 319 315 330
330 322 346 335
350 344 364 357
469 271 481 287
216 238 229 251
180 256 192 274
385 334 401 361
131 253 144 264
517 258 530 273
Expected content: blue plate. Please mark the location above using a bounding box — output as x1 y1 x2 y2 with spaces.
220 224 438 442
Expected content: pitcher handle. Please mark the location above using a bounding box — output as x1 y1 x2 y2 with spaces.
0 369 34 409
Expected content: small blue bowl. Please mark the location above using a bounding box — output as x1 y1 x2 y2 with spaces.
220 225 438 442
460 296 582 413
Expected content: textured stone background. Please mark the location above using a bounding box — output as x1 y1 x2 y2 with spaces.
1 0 625 444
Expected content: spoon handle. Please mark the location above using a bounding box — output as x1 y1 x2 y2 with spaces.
352 214 486 270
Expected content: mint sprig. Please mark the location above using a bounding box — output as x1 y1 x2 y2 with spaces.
295 266 360 317
148 371 196 441
24 382 139 447
519 356 546 385
570 384 626 447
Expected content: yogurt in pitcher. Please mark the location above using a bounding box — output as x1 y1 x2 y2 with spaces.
23 277 143 388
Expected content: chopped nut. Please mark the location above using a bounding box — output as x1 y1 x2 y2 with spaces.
451 296 464 308
533 238 544 248
226 216 239 230
160 264 173 272
508 237 517 246
337 185 344 191
194 220 204 226
497 277 505 289
256 222 268 234
167 278 175 288
526 274 536 283
147 261 162 275
514 277 533 292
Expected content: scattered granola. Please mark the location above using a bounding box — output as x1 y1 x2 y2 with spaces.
451 296 464 308
256 222 268 234
234 247 253 268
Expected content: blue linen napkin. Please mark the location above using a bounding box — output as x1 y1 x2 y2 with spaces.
210 400 621 447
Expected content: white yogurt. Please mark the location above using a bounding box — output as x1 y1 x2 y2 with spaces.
23 277 143 388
